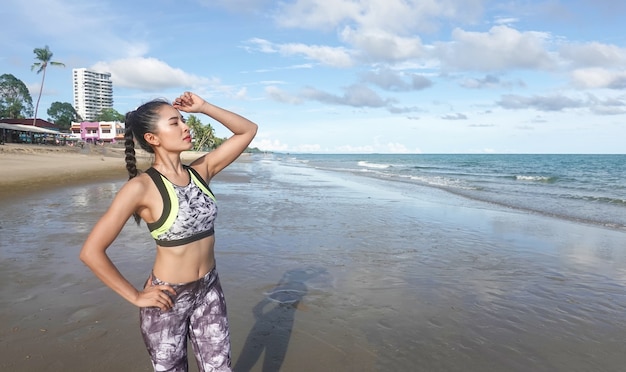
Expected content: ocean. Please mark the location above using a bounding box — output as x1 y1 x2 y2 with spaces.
275 154 626 231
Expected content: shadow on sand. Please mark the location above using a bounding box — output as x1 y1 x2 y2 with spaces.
234 267 328 372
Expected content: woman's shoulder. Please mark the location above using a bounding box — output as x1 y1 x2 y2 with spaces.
119 172 154 195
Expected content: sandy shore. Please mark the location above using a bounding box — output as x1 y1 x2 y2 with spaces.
0 143 206 199
1 146 626 371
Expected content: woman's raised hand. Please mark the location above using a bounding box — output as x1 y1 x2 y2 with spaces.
173 91 206 114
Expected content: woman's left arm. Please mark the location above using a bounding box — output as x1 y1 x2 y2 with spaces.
174 92 258 179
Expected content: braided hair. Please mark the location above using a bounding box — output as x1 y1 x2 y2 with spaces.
123 99 170 224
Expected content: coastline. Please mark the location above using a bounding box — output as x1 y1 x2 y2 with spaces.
0 143 207 200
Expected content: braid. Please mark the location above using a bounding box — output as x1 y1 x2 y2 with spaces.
124 115 141 225
126 99 168 153
124 124 138 181
123 99 170 225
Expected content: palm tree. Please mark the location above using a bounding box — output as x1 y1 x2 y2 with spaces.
31 45 65 126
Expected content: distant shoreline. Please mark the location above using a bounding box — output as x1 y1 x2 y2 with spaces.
0 143 207 200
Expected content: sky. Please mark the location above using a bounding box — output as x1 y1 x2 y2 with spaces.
1 0 625 154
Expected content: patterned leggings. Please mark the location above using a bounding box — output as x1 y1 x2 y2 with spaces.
139 268 231 372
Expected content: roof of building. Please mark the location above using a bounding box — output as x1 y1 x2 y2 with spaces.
0 122 62 134
0 118 59 129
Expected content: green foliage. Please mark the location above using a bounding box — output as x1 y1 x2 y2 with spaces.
31 46 64 73
47 102 81 130
181 115 259 153
0 74 33 118
95 107 125 122
186 114 216 151
31 45 65 123
245 146 263 154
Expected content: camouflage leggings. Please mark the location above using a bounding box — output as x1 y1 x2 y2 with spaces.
140 268 231 372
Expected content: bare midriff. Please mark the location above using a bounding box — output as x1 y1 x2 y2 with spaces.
152 235 215 284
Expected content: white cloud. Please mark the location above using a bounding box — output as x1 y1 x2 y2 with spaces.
253 138 290 152
246 38 354 67
92 57 217 91
281 43 354 67
497 93 584 111
442 113 468 120
496 92 626 115
361 68 432 91
435 25 555 71
384 142 414 153
570 68 626 90
273 0 484 33
301 84 389 108
494 17 519 25
273 0 361 30
560 42 626 68
460 74 525 89
235 87 248 100
340 27 425 62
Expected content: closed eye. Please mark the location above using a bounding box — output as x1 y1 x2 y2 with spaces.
168 116 186 125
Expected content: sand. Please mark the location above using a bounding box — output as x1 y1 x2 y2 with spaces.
1 144 626 371
0 143 205 199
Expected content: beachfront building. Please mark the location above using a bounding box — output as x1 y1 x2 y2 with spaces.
0 118 66 144
72 68 113 122
69 121 125 144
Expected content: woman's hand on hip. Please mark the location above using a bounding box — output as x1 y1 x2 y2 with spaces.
134 276 176 311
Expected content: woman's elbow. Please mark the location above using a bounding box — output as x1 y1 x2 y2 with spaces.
79 245 98 267
79 247 90 265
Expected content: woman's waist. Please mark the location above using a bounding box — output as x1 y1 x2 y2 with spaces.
150 265 218 288
153 239 215 283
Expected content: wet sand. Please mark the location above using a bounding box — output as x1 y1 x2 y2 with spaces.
1 146 626 371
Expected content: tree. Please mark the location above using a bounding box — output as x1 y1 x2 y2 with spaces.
0 74 33 119
31 45 65 125
47 102 81 130
95 107 125 122
186 114 215 151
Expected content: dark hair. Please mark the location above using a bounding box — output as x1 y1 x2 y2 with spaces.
124 99 170 224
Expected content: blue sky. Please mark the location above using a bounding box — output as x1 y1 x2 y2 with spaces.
1 0 625 153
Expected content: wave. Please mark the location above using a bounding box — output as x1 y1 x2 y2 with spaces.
563 195 626 206
514 175 557 183
358 161 391 169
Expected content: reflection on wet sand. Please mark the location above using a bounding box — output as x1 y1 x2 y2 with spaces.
1 158 626 371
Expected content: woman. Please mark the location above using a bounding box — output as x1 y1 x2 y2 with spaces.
79 91 257 371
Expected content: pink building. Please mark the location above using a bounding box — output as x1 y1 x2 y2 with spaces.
69 121 121 143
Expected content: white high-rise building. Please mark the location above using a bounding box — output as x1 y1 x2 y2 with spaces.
72 68 113 121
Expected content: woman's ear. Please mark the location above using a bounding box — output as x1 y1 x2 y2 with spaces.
144 132 159 146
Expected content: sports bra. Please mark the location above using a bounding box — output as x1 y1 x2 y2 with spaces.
145 165 217 247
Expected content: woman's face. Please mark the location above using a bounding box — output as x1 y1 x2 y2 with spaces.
151 105 193 151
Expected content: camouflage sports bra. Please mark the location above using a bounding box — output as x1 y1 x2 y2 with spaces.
145 165 217 247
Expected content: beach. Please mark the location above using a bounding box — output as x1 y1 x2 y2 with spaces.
0 143 204 198
1 145 626 371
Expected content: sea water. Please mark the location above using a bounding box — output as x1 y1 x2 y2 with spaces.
276 154 626 231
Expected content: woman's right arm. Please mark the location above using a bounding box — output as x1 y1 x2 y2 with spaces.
79 178 175 311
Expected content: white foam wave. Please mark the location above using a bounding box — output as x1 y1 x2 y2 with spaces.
515 175 552 182
358 161 390 169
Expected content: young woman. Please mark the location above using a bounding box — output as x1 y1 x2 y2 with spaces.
79 91 257 371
